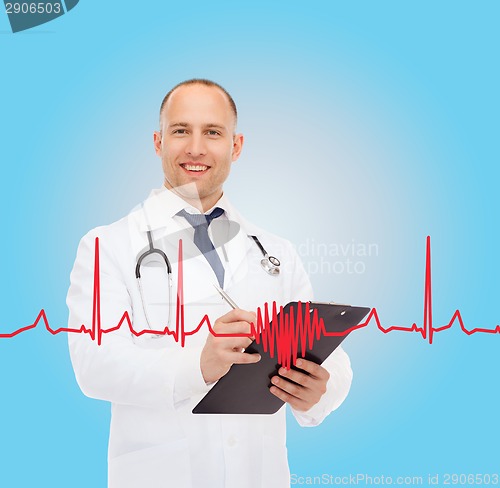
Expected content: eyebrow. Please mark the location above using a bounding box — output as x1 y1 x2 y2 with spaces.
168 122 226 130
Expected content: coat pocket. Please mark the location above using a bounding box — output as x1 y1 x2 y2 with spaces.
109 439 192 488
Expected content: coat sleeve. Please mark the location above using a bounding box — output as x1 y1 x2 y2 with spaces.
67 228 211 409
283 240 353 427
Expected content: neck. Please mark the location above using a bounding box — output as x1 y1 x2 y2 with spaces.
163 182 222 213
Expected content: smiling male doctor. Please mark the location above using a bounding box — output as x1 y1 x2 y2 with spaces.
67 79 353 488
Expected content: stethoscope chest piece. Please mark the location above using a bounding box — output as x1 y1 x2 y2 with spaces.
249 235 280 276
261 255 280 275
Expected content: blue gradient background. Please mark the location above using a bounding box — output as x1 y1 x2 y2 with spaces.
1 1 498 486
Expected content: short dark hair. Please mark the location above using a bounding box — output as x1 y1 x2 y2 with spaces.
159 79 238 127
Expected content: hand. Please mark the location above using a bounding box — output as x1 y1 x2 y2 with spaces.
269 358 330 412
200 308 261 384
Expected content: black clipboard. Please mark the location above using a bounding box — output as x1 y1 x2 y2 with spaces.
192 301 370 415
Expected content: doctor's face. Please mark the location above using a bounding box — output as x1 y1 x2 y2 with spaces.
154 84 244 211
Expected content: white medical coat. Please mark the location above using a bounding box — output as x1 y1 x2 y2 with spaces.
67 188 353 488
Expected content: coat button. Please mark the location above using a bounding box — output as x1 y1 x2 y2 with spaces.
227 435 237 447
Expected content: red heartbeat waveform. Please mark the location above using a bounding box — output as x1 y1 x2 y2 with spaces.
1 237 499 354
0 239 212 347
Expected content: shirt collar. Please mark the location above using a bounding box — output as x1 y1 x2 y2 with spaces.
136 187 236 232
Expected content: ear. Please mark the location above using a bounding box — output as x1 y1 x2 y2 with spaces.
231 133 244 162
153 131 162 156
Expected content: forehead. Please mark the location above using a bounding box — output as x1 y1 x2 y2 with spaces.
163 84 235 127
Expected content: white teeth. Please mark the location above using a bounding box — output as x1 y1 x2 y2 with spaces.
183 164 208 172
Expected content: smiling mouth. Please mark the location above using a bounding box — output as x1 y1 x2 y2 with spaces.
181 163 210 173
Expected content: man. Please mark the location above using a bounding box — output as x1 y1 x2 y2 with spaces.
67 79 353 488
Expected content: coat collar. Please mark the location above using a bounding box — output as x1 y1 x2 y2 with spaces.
128 187 270 290
132 186 265 237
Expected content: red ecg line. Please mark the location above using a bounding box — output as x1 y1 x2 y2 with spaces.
0 237 499 353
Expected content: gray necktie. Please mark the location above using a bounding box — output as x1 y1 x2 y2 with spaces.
178 207 225 288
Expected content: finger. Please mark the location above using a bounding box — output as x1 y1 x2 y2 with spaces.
218 308 257 326
213 320 255 337
219 336 254 351
293 358 330 381
230 351 261 365
269 384 307 411
277 367 313 389
270 375 305 399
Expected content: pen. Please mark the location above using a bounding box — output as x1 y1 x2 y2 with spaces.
213 283 240 310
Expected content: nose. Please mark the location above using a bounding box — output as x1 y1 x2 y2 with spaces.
185 132 207 157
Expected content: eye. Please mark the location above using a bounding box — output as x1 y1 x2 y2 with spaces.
172 129 188 135
207 130 221 137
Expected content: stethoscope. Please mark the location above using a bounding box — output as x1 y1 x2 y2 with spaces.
136 231 280 332
248 235 280 276
135 230 174 334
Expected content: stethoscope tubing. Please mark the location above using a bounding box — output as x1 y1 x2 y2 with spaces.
136 231 280 332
